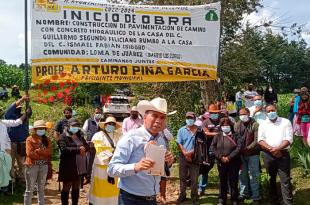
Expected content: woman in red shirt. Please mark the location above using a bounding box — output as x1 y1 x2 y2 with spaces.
297 87 310 145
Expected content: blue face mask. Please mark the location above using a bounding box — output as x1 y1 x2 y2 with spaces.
254 100 263 107
221 126 231 133
186 119 195 126
94 114 103 120
267 111 278 120
210 113 219 120
36 129 46 136
105 124 115 133
69 126 79 134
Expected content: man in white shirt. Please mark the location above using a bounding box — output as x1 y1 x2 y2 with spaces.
258 105 293 205
249 95 266 124
244 84 258 108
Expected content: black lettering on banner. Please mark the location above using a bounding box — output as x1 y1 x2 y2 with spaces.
169 17 179 25
175 67 182 75
142 15 150 24
183 67 190 75
154 16 164 25
111 65 119 74
36 66 41 76
93 65 100 74
71 65 80 74
156 67 164 75
83 65 91 74
35 65 64 76
94 12 101 21
167 67 173 75
132 66 140 75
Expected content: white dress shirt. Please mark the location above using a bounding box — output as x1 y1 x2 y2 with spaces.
0 119 22 151
258 117 293 148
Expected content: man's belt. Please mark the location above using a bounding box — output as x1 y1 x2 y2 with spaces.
120 189 156 201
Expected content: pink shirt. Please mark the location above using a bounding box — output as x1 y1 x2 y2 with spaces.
122 117 143 134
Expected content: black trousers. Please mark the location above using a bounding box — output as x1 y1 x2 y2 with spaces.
217 161 240 203
262 151 293 205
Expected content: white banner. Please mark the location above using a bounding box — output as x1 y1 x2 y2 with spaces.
31 0 221 83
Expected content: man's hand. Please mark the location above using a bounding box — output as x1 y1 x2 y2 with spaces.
165 151 174 166
134 158 155 172
80 146 86 156
221 156 229 163
270 147 283 158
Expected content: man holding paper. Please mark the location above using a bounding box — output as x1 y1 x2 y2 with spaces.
108 97 174 205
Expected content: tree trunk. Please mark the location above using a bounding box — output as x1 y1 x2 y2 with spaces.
200 80 218 108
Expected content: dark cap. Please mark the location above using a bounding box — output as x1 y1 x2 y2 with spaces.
186 112 196 118
68 118 80 126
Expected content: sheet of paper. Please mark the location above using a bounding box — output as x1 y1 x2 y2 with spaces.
144 144 166 176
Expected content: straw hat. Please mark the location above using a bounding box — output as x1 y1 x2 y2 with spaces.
137 97 175 116
208 104 221 113
33 120 47 129
130 106 138 112
98 116 121 130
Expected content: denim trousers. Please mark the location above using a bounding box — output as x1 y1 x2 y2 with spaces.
24 164 48 205
239 155 261 200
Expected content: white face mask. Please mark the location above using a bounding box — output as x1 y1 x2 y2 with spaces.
239 115 249 122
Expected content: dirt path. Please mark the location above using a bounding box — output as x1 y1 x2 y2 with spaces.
41 173 181 205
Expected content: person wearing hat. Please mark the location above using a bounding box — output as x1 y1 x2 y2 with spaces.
176 111 200 204
297 87 310 145
24 120 52 205
198 104 222 196
108 97 174 205
89 116 121 205
58 118 89 205
11 85 21 99
122 106 143 134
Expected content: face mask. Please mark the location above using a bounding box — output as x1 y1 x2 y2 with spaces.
36 129 46 136
210 113 219 120
267 112 278 120
239 115 249 122
69 126 79 134
221 126 231 133
269 88 273 92
186 119 195 126
94 114 103 120
105 124 115 133
254 100 262 107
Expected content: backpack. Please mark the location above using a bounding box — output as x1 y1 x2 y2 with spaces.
192 128 209 166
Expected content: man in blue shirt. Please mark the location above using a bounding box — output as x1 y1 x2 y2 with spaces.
5 95 32 182
176 112 200 205
108 97 174 205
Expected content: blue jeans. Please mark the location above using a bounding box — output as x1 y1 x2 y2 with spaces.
239 155 261 200
198 174 208 193
118 190 157 205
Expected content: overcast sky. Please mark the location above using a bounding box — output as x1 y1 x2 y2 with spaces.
0 0 309 65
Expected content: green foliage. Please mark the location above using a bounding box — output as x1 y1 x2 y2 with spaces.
169 139 180 160
291 137 310 175
0 62 24 88
277 94 292 118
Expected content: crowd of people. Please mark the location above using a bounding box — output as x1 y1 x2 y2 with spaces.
0 84 309 205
